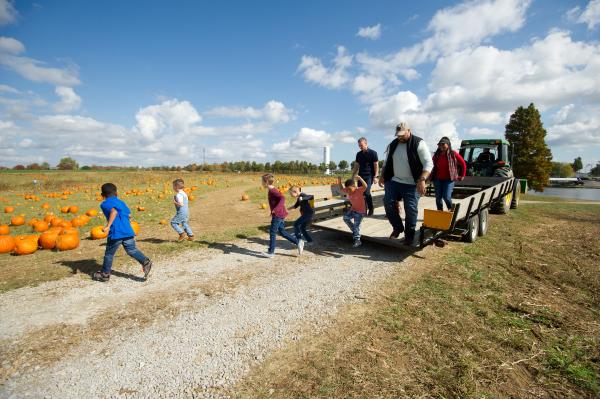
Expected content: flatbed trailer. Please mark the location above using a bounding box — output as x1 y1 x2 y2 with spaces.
309 176 521 248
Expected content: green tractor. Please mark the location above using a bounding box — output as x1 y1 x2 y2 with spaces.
459 138 520 214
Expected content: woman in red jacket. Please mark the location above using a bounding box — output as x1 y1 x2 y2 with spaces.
430 137 467 211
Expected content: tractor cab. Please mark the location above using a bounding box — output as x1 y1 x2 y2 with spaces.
459 139 513 178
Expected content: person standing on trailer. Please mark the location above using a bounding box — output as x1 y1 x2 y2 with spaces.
430 136 466 211
379 123 433 246
351 137 379 216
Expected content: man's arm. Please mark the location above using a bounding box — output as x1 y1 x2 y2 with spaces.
351 157 359 176
102 208 117 233
373 160 379 183
416 141 433 195
356 174 367 187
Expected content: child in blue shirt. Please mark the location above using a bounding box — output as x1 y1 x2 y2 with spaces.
92 183 153 282
171 178 194 242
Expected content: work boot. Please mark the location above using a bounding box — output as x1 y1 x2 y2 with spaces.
187 235 194 241
177 233 187 242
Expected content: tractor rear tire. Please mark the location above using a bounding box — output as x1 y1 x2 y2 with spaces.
463 214 479 243
478 209 489 236
494 167 514 178
510 179 520 209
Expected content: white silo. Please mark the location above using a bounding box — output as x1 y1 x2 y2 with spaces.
323 146 331 175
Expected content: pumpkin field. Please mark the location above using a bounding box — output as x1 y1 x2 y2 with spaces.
0 170 341 293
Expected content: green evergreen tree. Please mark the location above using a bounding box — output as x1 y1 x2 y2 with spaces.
572 157 583 173
505 103 552 191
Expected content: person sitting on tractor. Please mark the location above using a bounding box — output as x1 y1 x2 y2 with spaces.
476 148 495 163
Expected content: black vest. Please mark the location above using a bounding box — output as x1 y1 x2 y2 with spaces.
382 134 424 183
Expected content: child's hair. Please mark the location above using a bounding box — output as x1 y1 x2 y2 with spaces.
344 179 356 188
101 183 117 197
173 178 185 189
262 173 275 185
288 185 301 193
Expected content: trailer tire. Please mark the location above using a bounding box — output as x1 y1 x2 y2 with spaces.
478 209 488 236
491 190 511 214
463 214 479 243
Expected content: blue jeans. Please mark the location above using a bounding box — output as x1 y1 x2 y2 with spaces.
102 236 148 274
433 179 454 211
358 175 374 214
343 210 364 240
383 181 420 240
269 216 299 254
294 213 313 243
171 211 193 236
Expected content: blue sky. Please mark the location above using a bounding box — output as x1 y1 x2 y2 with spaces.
1 0 599 170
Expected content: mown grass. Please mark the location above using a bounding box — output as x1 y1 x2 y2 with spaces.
235 202 600 398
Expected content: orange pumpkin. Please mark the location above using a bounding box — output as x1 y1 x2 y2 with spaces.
50 217 63 227
137 206 146 211
71 217 85 227
27 218 40 227
130 221 140 235
90 226 108 240
159 219 167 225
86 209 98 217
79 214 90 224
10 215 25 226
0 235 15 254
44 214 55 223
13 236 38 255
68 205 79 214
39 230 60 249
0 224 10 235
56 233 79 251
32 221 49 233
241 194 249 201
4 206 14 213
188 195 195 201
41 203 50 210
59 220 72 229
60 206 69 213
60 227 79 236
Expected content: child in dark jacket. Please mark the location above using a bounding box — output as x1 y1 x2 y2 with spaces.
287 186 315 245
261 174 304 258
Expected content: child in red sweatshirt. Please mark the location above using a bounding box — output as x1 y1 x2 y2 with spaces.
261 173 304 258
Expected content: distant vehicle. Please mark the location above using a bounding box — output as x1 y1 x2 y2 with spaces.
549 177 584 186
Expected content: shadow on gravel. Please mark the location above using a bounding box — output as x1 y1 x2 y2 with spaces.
139 238 170 244
195 240 296 258
58 259 146 282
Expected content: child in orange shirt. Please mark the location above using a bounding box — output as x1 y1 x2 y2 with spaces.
339 175 367 248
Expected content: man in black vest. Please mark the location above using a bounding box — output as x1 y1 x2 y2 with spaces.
351 137 379 216
378 122 433 245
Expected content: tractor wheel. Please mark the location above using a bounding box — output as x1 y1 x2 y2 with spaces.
491 191 512 214
478 209 489 236
510 179 520 209
462 214 479 243
494 167 514 178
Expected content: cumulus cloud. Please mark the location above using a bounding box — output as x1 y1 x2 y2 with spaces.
134 99 202 141
0 0 18 26
54 86 81 112
298 46 353 89
357 23 381 40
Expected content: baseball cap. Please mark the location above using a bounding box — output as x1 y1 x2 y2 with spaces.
396 122 410 132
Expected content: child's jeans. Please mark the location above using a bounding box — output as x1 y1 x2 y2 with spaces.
102 236 148 274
343 210 364 241
171 211 193 236
293 213 313 243
269 216 299 254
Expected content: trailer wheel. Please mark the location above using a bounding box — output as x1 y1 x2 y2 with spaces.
478 209 488 236
510 179 520 209
491 192 511 214
462 214 479 243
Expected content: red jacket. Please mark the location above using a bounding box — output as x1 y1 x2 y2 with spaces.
432 150 466 181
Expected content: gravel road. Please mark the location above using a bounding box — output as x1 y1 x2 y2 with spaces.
0 230 418 398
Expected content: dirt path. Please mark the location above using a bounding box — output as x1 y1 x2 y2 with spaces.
0 229 425 398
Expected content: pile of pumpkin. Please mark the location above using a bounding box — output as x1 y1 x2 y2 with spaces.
0 205 142 256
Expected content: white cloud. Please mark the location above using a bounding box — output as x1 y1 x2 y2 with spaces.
134 99 202 141
335 130 356 144
18 138 33 147
54 86 81 112
0 37 80 86
0 84 19 93
271 127 334 161
576 0 600 30
553 104 574 124
0 0 18 26
547 104 600 147
467 127 497 137
298 46 353 89
357 23 381 40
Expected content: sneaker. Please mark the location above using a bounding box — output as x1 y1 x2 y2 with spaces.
261 252 275 259
297 239 305 255
142 259 153 279
389 230 402 239
92 271 110 282
187 235 194 242
177 233 187 242
352 239 362 248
